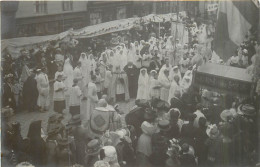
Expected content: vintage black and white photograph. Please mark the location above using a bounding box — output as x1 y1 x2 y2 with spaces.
1 0 260 167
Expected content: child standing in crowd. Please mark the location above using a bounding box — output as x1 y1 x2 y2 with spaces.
69 79 82 116
53 74 66 113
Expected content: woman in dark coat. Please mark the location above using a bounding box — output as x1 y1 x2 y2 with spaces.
3 74 16 111
22 72 38 112
27 120 47 165
124 62 139 98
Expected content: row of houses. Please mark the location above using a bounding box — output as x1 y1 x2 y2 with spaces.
1 1 217 39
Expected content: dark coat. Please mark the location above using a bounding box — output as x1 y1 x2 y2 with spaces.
27 120 47 165
194 127 208 165
124 65 139 98
23 76 38 111
3 83 16 110
180 153 197 167
180 123 196 147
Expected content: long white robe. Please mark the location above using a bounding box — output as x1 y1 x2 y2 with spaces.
136 69 149 100
86 82 98 122
79 56 89 86
159 73 171 102
168 80 181 104
149 77 161 99
37 73 50 108
158 64 172 81
63 58 74 88
73 67 83 90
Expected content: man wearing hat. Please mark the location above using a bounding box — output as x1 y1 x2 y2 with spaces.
3 73 16 111
55 136 76 167
150 120 171 166
69 114 89 165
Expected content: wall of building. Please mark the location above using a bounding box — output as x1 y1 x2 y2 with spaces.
16 1 87 18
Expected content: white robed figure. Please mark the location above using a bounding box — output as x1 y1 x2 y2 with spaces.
79 53 89 86
63 57 74 110
136 68 149 100
85 75 99 122
158 58 172 81
73 62 83 90
180 75 192 93
168 75 182 104
37 71 50 111
159 68 171 102
169 66 182 81
149 70 161 99
88 54 96 75
63 57 74 88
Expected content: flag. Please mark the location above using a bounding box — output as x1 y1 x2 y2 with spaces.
213 1 259 61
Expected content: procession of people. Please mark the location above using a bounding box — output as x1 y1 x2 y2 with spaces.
1 12 260 167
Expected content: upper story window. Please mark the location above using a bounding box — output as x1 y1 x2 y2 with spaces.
62 1 73 11
35 1 47 13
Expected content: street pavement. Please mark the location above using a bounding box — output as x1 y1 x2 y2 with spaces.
8 85 136 138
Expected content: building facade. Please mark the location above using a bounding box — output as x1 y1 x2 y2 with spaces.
87 1 133 25
15 1 88 37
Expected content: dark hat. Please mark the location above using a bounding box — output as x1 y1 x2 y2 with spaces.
144 109 156 121
86 139 103 155
237 104 256 116
57 137 73 146
158 120 171 131
48 113 58 122
68 114 81 125
47 125 60 136
156 100 170 111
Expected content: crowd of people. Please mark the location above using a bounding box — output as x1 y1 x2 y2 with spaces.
1 15 260 167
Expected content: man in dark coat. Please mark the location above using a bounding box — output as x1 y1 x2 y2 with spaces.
150 120 170 166
180 143 197 167
194 117 208 165
70 115 89 165
45 42 57 79
180 114 197 147
22 71 38 112
3 74 16 111
124 62 139 98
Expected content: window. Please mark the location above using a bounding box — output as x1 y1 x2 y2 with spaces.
62 1 73 11
35 1 47 13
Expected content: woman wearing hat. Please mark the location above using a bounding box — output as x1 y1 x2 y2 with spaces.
84 139 103 167
100 146 120 167
136 121 157 167
3 73 16 111
55 137 76 166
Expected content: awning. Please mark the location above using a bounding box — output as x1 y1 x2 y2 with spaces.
193 63 253 96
